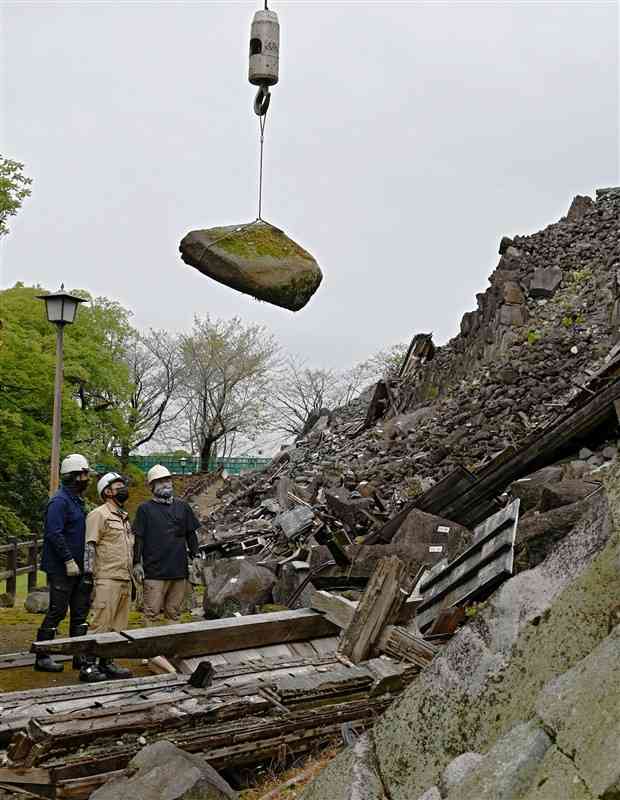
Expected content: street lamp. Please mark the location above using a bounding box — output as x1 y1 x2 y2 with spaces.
37 285 86 495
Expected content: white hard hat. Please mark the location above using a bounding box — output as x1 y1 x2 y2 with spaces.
97 472 123 498
147 464 172 485
60 454 90 475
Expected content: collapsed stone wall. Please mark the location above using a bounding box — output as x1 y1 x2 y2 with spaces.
392 188 620 471
209 188 620 543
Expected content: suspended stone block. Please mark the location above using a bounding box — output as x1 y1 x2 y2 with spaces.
180 220 323 311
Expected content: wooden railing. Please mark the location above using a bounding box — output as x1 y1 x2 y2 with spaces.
0 538 42 600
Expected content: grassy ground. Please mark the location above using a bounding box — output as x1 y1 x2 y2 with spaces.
0 595 184 692
0 569 47 598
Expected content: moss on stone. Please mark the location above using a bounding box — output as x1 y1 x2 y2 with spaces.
256 270 322 311
209 223 315 262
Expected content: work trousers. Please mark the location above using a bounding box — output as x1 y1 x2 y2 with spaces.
39 573 92 635
90 579 131 633
143 579 186 624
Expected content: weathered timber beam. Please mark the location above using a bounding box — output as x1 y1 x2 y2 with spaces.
368 377 620 537
42 697 393 783
14 695 271 764
310 590 357 628
310 589 418 629
0 767 51 785
377 625 439 668
437 377 620 527
338 556 408 663
30 609 339 660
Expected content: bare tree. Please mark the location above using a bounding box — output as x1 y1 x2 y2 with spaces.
269 342 410 439
359 341 409 380
177 316 279 472
116 331 183 466
268 356 342 438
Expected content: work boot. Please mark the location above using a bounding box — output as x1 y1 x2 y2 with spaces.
79 657 108 683
70 623 88 671
33 627 64 673
99 658 133 680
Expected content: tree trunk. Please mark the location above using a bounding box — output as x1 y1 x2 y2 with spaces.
200 438 215 473
120 444 131 470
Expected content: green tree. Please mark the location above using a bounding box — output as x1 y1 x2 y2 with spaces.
0 156 32 237
0 285 135 530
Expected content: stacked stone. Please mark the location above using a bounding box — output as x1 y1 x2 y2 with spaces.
204 189 620 529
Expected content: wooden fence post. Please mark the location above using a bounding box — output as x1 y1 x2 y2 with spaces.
6 538 18 601
28 538 39 592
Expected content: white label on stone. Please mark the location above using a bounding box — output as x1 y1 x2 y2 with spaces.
437 526 450 533
429 545 443 553
229 578 239 584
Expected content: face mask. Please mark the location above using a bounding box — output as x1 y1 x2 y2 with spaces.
113 487 129 504
153 481 173 499
75 478 89 494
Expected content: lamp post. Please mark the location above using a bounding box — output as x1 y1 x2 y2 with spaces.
37 286 86 495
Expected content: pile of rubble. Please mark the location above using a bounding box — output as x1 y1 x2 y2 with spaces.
2 188 619 800
188 189 620 615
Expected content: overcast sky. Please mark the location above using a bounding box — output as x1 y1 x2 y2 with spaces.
1 0 618 370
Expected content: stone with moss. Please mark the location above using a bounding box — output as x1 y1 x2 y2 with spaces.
179 221 323 311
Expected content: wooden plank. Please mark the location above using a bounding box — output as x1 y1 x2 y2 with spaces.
31 609 339 660
364 466 478 545
311 591 420 630
43 697 393 783
429 606 466 636
14 695 273 764
308 637 339 656
0 652 72 671
0 781 52 800
0 767 51 785
442 377 620 527
273 666 373 705
416 550 514 631
249 643 298 660
288 641 319 658
338 556 408 663
362 657 417 695
376 625 438 668
310 590 357 628
415 500 519 631
0 673 184 708
55 771 125 800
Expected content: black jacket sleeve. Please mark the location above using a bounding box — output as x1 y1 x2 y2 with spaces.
185 503 200 558
133 504 145 564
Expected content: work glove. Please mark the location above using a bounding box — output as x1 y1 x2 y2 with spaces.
188 556 203 586
133 563 145 584
65 559 80 577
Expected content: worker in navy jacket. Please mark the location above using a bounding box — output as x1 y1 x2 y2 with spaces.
35 453 105 683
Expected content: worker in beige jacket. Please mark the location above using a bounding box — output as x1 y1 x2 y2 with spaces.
83 472 134 681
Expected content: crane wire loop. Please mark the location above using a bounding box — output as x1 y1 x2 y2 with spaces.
255 87 269 220
254 84 271 116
